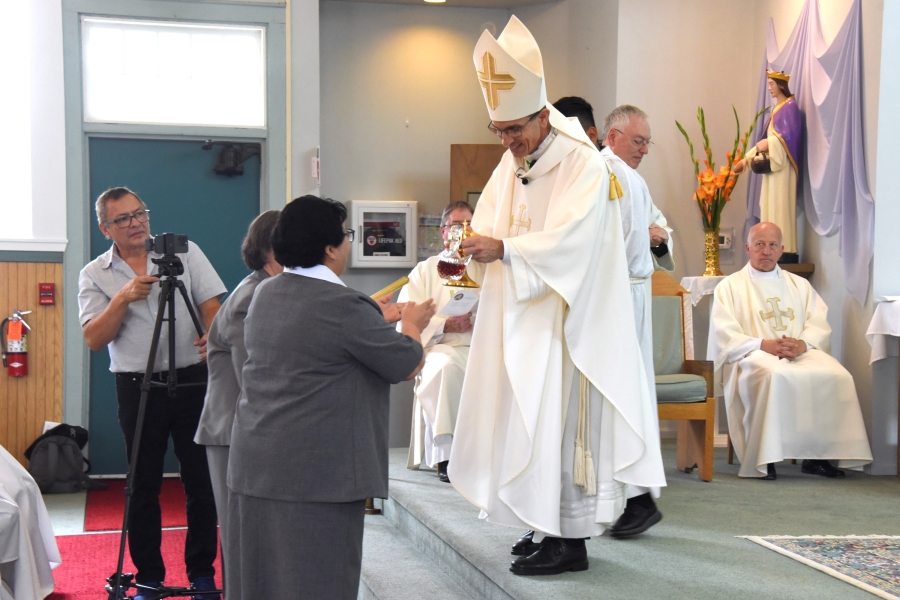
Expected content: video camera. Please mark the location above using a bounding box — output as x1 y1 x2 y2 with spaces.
146 233 189 277
145 233 188 255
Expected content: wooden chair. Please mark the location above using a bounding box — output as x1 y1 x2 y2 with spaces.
651 271 716 482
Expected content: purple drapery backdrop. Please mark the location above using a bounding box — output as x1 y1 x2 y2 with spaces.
744 0 875 304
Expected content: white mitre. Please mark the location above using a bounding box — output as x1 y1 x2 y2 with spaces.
473 15 547 122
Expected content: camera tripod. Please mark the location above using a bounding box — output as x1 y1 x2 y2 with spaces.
107 256 222 600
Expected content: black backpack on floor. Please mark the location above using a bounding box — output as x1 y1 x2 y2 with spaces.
24 424 107 493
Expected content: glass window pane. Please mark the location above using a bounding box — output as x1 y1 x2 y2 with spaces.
82 17 266 128
0 1 33 239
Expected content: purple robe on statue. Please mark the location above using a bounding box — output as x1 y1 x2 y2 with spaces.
769 96 802 173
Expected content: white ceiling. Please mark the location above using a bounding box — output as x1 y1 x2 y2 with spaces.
322 0 556 8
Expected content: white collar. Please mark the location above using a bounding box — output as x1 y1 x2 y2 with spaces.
748 263 781 279
283 264 346 287
525 128 557 165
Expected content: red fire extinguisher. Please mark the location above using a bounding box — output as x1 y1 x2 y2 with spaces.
2 309 32 377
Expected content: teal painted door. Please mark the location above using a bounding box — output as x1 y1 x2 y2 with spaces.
88 137 261 475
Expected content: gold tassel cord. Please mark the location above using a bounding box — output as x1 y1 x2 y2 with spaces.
575 372 597 497
583 377 596 497
609 173 624 200
573 374 586 488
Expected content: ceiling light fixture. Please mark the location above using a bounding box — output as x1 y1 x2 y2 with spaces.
424 0 446 3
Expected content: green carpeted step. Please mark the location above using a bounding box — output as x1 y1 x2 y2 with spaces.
360 516 471 600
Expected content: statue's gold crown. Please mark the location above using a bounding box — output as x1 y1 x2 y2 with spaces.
766 70 791 82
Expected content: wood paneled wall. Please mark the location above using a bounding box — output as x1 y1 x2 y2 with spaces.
0 262 64 465
449 144 506 205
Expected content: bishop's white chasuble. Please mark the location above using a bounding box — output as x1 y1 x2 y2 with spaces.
402 256 484 469
709 265 872 477
449 106 666 539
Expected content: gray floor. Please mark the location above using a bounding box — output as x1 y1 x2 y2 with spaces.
43 490 87 535
366 442 900 600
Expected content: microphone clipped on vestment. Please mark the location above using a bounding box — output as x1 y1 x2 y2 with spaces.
515 168 529 185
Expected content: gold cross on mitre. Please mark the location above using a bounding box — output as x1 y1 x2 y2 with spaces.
510 204 532 236
477 52 516 110
759 297 794 332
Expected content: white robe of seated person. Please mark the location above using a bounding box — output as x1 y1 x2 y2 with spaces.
709 264 872 478
402 256 483 469
0 445 61 600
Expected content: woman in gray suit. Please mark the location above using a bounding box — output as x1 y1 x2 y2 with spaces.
194 209 282 565
225 195 434 600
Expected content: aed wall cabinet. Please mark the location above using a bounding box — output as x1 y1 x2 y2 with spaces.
348 201 418 269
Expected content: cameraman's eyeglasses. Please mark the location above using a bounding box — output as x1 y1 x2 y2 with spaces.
106 209 150 229
344 229 355 242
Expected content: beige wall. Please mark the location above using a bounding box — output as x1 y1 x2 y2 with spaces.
320 1 505 218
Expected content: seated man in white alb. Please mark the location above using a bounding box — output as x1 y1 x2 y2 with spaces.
403 201 483 483
709 222 872 479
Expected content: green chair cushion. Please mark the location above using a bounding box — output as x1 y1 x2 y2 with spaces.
652 296 684 376
655 374 708 404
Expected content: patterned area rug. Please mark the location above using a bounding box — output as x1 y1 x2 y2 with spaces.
742 535 900 599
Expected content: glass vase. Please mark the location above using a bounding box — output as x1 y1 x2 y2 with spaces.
703 227 723 277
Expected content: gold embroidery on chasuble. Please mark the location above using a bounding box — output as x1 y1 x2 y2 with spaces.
509 204 532 237
477 52 516 110
759 297 795 332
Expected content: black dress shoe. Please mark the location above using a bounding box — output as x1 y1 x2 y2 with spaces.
510 538 588 575
609 497 662 538
511 530 541 556
758 463 777 480
436 461 451 483
801 459 845 478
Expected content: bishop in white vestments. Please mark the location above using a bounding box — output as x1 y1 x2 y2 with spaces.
709 223 872 479
449 16 665 576
403 201 485 481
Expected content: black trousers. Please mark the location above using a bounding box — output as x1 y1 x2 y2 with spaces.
115 362 218 584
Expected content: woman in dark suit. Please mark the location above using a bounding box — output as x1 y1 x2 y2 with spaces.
194 209 281 570
225 195 434 600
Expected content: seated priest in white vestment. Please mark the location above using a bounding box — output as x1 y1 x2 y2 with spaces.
0 445 61 600
709 222 872 480
449 16 665 577
552 97 672 540
403 201 484 483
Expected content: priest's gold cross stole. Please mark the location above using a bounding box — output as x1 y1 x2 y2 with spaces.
759 297 794 332
477 52 516 110
510 204 532 236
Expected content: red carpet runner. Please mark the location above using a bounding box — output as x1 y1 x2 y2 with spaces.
47 530 221 599
84 478 188 531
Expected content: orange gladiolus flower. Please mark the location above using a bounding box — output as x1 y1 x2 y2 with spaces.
698 168 716 185
716 166 730 188
695 186 708 201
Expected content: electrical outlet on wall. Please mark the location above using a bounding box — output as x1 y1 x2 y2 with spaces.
718 228 733 249
719 227 735 265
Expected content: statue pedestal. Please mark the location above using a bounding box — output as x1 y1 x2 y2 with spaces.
780 263 815 280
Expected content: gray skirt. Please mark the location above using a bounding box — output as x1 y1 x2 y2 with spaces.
225 491 366 600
